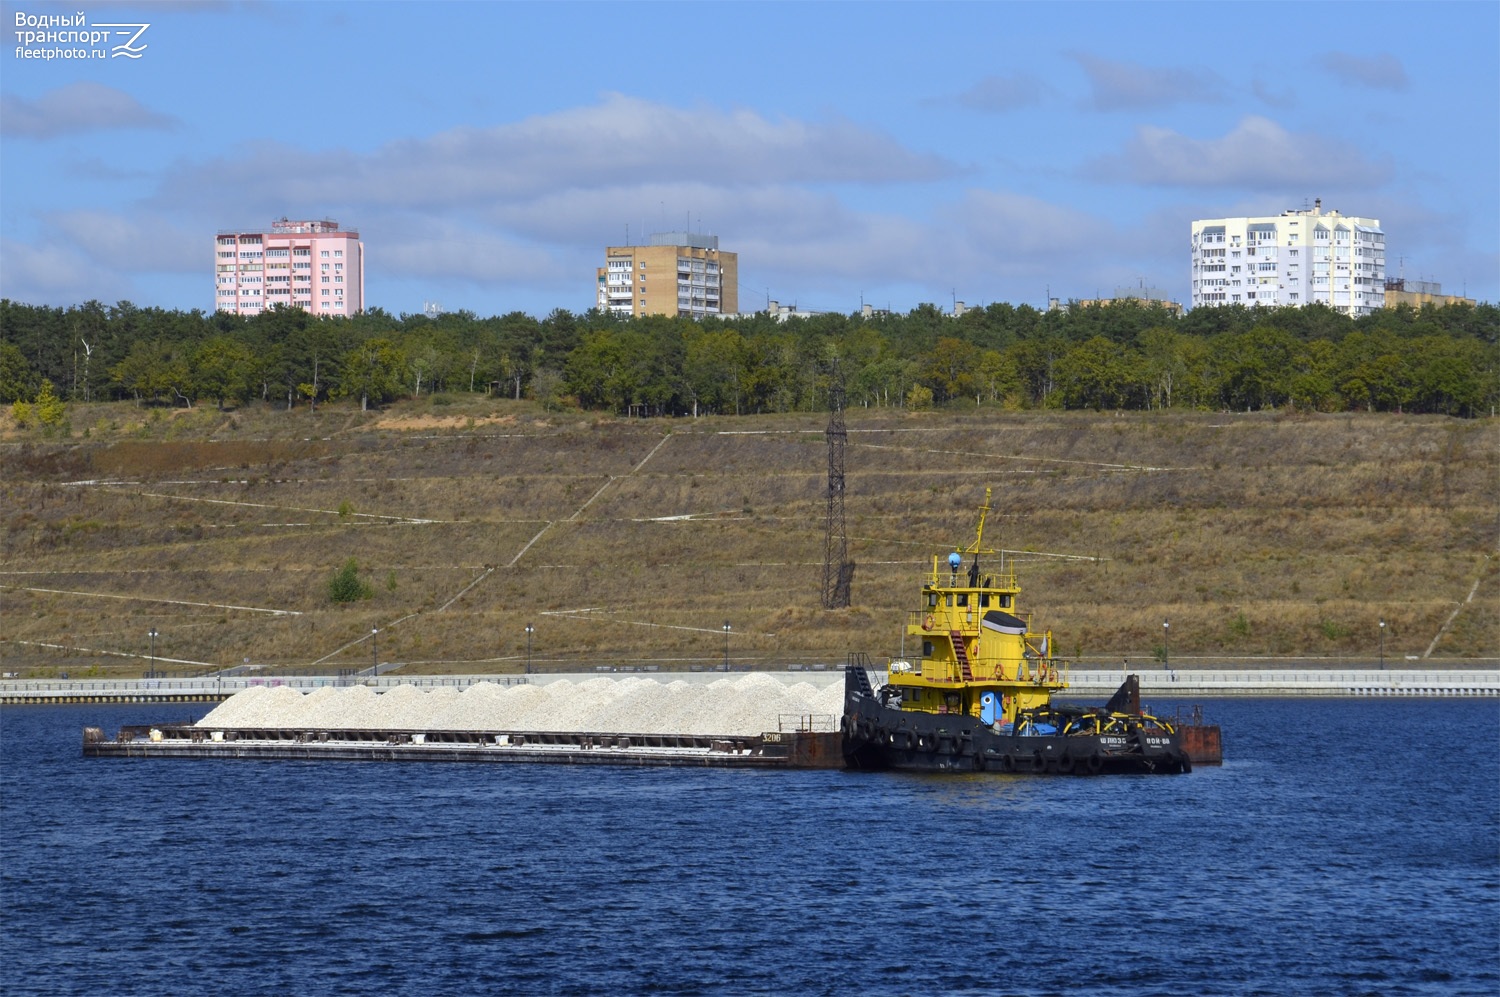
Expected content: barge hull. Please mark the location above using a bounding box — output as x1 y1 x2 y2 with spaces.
82 725 844 769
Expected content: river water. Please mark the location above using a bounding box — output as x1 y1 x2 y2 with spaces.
2 698 1496 996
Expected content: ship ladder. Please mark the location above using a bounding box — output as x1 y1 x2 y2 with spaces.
950 631 974 682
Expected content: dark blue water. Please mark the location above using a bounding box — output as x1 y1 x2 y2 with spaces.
3 699 1497 996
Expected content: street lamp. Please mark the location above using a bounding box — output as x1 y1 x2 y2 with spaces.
371 627 378 677
1379 619 1386 670
722 621 731 672
1162 619 1170 670
525 624 534 675
148 627 157 679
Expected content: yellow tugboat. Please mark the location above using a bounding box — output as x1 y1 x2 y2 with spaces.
842 489 1194 774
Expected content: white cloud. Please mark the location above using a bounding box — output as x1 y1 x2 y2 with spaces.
0 82 178 138
943 74 1053 112
1069 54 1225 110
1317 52 1409 91
489 182 851 248
949 190 1118 262
369 216 569 285
1252 78 1296 110
46 211 202 273
151 93 958 217
1087 116 1391 190
0 236 134 305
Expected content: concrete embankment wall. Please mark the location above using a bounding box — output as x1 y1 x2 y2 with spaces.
1064 668 1499 698
3 666 1498 705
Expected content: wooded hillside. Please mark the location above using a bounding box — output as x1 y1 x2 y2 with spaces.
3 297 1495 418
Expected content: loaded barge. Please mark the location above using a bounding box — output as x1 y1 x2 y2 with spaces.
83 723 845 768
841 489 1220 774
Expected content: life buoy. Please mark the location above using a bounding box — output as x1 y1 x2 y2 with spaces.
922 614 935 631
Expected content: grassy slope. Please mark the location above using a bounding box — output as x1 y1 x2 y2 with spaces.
1 397 1494 677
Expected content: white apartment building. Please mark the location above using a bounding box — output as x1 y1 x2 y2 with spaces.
215 218 364 318
1190 200 1385 317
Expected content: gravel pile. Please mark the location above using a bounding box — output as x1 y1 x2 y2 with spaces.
198 676 845 736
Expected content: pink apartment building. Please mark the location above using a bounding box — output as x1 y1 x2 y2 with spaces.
214 218 364 317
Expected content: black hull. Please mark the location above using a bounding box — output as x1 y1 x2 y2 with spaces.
842 668 1190 776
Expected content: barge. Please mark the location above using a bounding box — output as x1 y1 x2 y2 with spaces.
841 490 1220 774
82 723 845 769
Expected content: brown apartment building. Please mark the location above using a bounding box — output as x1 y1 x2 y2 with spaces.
596 232 737 318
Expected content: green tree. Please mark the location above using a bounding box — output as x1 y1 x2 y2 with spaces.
337 339 407 411
34 379 66 426
327 558 374 603
0 342 33 402
1008 336 1066 407
193 335 255 410
1138 327 1186 409
921 337 981 403
683 326 747 415
1054 336 1140 410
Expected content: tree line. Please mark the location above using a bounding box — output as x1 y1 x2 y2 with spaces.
1 297 1495 418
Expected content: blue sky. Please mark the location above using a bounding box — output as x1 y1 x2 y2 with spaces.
2 0 1497 318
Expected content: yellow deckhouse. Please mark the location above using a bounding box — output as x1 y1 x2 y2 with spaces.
886 489 1065 726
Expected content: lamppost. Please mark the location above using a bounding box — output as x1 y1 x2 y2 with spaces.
1379 619 1386 670
722 621 731 672
1162 619 1170 670
148 627 157 679
371 627 378 677
525 624 534 675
